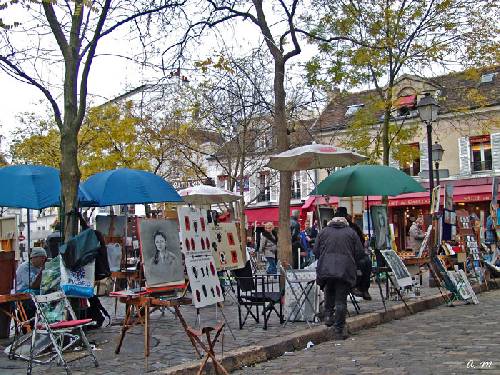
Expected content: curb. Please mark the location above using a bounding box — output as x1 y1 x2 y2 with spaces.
160 284 489 375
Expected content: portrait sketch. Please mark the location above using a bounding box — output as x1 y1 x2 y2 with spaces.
370 205 390 250
380 250 413 288
139 219 184 287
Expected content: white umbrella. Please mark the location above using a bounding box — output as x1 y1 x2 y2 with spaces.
178 185 241 205
266 143 366 171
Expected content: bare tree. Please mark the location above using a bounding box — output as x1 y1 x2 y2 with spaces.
0 1 184 238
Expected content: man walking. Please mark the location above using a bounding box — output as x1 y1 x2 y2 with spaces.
313 210 365 339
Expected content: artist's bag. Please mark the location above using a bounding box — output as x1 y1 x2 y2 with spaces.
59 228 100 271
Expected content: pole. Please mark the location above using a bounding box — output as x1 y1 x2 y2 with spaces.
27 208 31 288
435 161 440 186
426 122 434 202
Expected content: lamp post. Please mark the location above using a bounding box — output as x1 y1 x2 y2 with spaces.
432 142 444 186
417 93 440 202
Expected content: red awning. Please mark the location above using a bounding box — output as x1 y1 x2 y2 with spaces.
394 95 416 108
301 195 339 211
245 205 303 227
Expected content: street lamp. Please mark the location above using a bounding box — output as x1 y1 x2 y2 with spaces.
18 222 25 234
432 142 444 186
417 93 440 202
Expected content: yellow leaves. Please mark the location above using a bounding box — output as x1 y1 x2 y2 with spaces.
195 55 234 74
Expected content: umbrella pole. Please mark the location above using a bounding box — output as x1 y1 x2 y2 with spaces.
366 196 371 240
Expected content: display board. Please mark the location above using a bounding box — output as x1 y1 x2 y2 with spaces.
185 255 224 308
447 269 479 304
209 222 245 271
380 249 413 288
138 219 185 290
178 206 211 255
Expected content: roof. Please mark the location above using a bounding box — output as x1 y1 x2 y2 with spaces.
314 65 500 133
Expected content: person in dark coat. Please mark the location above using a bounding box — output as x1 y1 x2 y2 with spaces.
313 210 366 339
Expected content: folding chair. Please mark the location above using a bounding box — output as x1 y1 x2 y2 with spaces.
232 261 283 330
28 291 98 375
186 322 228 375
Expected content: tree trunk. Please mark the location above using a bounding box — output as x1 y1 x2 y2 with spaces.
60 125 81 240
274 59 292 267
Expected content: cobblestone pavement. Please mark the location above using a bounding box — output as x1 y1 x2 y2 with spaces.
236 288 500 375
0 275 444 374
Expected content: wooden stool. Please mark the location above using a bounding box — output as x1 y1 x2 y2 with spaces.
186 322 228 375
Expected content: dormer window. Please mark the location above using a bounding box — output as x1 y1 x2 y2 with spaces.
345 104 364 117
394 95 416 117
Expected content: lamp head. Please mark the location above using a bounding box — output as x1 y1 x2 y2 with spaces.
432 142 444 163
417 93 440 122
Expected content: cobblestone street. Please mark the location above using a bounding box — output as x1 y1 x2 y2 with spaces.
0 279 441 374
237 288 500 375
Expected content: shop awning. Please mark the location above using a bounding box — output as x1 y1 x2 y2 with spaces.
394 95 416 108
301 195 339 211
366 184 492 207
245 205 303 227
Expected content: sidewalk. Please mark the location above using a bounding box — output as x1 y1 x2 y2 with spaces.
0 279 469 374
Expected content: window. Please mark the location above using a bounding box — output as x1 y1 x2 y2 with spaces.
257 172 271 202
345 104 364 117
217 175 228 190
480 73 496 84
401 143 421 177
291 172 301 199
470 135 492 172
235 176 249 192
256 131 272 150
394 95 416 117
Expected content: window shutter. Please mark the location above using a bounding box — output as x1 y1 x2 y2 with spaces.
269 172 278 202
300 171 313 200
419 141 428 174
248 173 258 203
491 133 500 172
458 136 471 175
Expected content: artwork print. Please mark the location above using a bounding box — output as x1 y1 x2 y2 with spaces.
185 254 224 308
370 205 390 250
138 219 184 288
95 215 127 237
431 185 441 214
209 222 246 271
444 185 454 211
178 207 211 255
318 207 335 230
380 250 413 288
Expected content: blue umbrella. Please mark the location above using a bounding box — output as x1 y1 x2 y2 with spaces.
81 168 182 206
0 165 97 209
0 165 61 210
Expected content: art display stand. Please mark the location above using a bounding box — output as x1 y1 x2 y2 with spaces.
455 210 487 288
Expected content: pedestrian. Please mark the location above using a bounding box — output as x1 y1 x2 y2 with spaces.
290 210 302 268
259 222 278 274
408 216 425 254
313 210 366 339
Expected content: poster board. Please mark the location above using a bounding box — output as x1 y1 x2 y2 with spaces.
447 269 479 304
370 205 390 250
138 219 185 291
209 222 245 271
380 250 413 288
178 206 211 255
185 254 224 308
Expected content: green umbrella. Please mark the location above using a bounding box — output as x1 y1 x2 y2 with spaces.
312 165 426 197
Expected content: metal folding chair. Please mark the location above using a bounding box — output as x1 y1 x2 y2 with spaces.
28 291 98 375
281 266 317 328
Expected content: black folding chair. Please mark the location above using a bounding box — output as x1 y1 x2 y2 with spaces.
232 261 283 330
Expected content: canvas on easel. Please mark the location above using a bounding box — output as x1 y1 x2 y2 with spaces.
138 219 185 291
370 205 390 250
208 222 245 271
380 249 413 288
